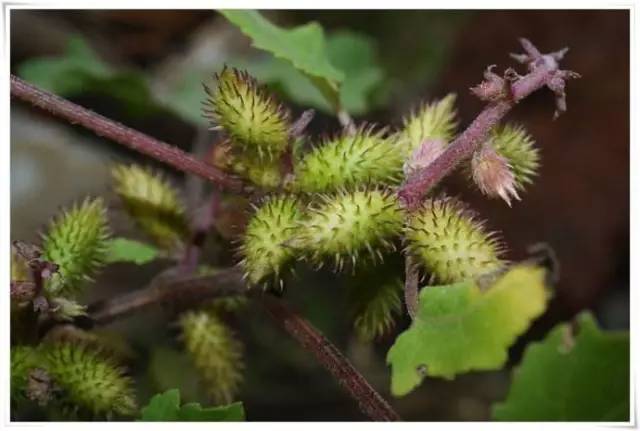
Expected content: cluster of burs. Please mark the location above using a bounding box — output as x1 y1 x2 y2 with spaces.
206 67 540 293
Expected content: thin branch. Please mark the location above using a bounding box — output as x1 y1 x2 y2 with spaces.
398 38 579 210
262 296 400 421
10 75 245 193
86 268 244 325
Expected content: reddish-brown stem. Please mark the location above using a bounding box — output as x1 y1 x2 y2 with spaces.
262 296 400 421
398 39 578 210
10 75 244 193
87 268 245 325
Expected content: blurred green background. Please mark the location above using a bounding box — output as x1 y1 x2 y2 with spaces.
10 10 629 420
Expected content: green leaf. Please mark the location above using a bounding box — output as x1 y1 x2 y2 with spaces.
140 389 245 421
231 30 385 115
18 36 174 119
140 389 181 421
493 312 630 421
178 401 245 421
105 238 160 265
386 265 549 397
220 10 344 111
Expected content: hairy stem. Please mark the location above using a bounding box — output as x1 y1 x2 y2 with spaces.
262 296 400 421
10 75 244 193
398 39 578 210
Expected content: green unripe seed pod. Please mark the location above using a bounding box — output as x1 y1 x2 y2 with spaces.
179 310 244 405
490 124 540 191
239 195 302 288
405 197 505 283
204 66 291 160
292 125 404 193
42 342 136 417
396 93 458 156
42 197 110 296
111 164 189 251
295 189 404 270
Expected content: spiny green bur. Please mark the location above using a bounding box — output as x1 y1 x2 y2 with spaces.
42 342 136 417
180 310 244 405
351 279 403 341
292 125 404 193
204 66 291 160
233 153 283 190
11 346 38 402
42 197 110 296
405 197 505 283
239 195 302 288
296 189 404 270
396 93 458 156
490 124 540 191
112 164 189 251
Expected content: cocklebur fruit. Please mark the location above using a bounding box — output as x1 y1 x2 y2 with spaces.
405 197 505 283
233 152 283 190
111 164 189 251
396 94 458 156
471 142 520 206
41 342 136 417
42 198 110 296
11 346 39 402
295 189 404 270
350 279 403 341
203 66 291 160
179 310 244 405
490 124 540 191
239 195 302 288
292 125 403 193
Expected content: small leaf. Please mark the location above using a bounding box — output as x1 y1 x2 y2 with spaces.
220 10 344 111
493 312 629 421
140 389 245 421
386 264 549 397
140 388 181 421
178 401 245 421
105 238 160 265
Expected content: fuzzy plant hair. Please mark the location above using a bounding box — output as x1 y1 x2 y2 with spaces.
41 197 111 296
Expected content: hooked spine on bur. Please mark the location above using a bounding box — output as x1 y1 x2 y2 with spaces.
405 197 506 284
179 310 244 405
41 197 111 297
292 124 404 193
111 164 190 251
203 66 292 161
